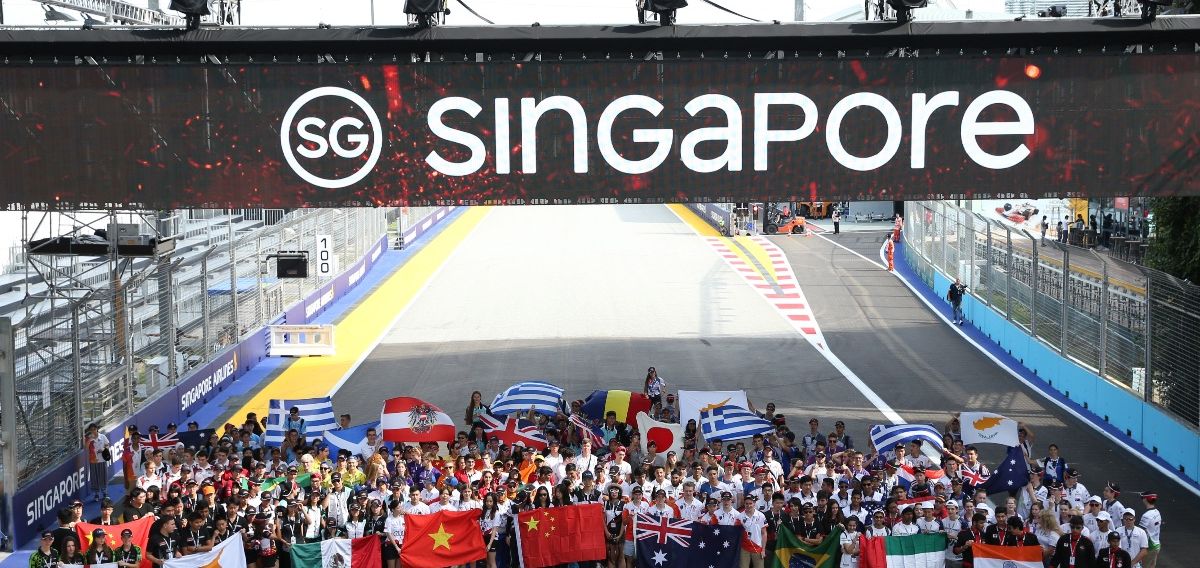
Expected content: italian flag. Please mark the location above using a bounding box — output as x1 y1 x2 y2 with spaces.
860 533 946 568
290 536 382 568
972 542 1043 567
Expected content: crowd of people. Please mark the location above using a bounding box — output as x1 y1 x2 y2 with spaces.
45 370 1164 568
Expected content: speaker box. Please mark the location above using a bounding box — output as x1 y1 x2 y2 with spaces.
170 0 210 16
277 256 308 279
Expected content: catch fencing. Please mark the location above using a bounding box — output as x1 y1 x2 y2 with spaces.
903 200 1200 429
0 207 394 493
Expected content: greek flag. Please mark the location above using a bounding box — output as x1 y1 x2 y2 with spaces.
265 397 337 446
698 403 775 440
490 381 564 417
869 423 945 454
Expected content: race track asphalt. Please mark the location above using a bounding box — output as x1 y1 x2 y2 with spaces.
333 205 1195 564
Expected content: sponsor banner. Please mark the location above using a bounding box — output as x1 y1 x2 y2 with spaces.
400 206 455 247
1 56 1197 208
687 203 733 234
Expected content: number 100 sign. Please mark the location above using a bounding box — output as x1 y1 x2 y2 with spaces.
316 234 338 276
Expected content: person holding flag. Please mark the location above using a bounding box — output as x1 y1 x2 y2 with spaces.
85 528 116 564
115 528 143 568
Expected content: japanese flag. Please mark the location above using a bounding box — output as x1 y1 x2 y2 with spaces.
635 412 683 462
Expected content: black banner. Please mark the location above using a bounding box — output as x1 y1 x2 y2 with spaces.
1 54 1197 208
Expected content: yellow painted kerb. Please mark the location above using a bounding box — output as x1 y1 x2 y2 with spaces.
228 206 492 422
668 204 777 281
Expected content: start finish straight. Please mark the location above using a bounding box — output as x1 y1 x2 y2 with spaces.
422 91 1035 176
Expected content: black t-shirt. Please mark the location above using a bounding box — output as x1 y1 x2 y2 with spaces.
50 526 76 551
574 488 602 503
177 527 211 552
122 502 154 523
148 531 177 562
955 528 985 566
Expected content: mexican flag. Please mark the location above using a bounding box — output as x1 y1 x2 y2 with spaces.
260 472 313 492
768 524 841 568
972 542 1042 568
859 533 947 568
290 536 382 568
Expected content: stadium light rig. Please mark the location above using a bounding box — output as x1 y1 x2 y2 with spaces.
640 0 688 27
405 0 450 28
887 0 927 23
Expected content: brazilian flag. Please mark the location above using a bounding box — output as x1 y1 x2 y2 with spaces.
769 524 841 568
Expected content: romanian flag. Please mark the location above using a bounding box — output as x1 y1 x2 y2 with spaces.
768 524 840 568
581 390 651 424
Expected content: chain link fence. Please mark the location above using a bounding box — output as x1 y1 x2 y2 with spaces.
4 207 389 487
904 200 1200 429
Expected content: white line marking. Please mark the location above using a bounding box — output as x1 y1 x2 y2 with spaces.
667 206 905 425
882 239 1200 498
815 232 887 270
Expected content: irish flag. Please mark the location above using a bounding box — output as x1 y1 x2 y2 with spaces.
972 542 1043 567
860 533 946 568
290 536 382 568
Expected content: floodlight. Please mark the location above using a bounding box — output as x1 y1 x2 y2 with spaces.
643 0 687 27
887 0 927 23
405 0 449 28
42 4 78 22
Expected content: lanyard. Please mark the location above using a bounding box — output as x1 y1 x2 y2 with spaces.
1068 536 1079 567
1124 528 1133 550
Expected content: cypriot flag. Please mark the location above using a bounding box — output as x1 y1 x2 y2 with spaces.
164 533 246 568
960 412 1019 446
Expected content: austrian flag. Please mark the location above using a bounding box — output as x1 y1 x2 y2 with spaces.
380 397 456 442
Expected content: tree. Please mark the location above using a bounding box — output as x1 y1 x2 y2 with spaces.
1146 197 1200 283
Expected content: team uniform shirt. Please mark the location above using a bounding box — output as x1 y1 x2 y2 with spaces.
676 496 705 521
1063 482 1090 510
1139 509 1161 549
741 509 768 555
401 501 431 516
647 502 678 519
1105 499 1127 521
866 525 890 538
916 517 944 535
623 501 649 541
892 522 919 537
1119 525 1149 566
715 507 744 526
840 531 861 568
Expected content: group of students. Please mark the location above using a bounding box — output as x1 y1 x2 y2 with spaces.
45 377 1164 568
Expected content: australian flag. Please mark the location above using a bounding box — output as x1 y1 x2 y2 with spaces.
982 445 1031 495
634 514 743 568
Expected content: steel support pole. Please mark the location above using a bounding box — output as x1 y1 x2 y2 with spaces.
0 318 18 543
1097 253 1110 379
1025 230 1038 338
71 306 83 434
1143 271 1153 403
228 218 239 340
985 220 994 308
1061 245 1071 353
940 203 948 275
1005 225 1014 319
201 254 212 360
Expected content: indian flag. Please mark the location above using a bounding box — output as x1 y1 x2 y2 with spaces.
290 536 382 568
972 542 1043 568
859 533 947 568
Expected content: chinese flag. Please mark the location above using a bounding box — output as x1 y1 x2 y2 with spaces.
400 509 486 568
75 515 155 568
516 503 606 568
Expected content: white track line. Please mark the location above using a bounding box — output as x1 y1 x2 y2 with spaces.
880 239 1200 498
667 207 904 424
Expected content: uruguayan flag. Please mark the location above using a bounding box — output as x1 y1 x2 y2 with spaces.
698 403 775 440
869 423 945 454
490 381 564 417
265 397 337 446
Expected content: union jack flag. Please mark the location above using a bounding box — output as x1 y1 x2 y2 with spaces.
568 413 603 448
139 432 180 450
959 463 990 486
478 413 548 450
634 513 693 548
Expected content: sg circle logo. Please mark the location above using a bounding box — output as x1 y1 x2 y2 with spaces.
280 87 383 189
